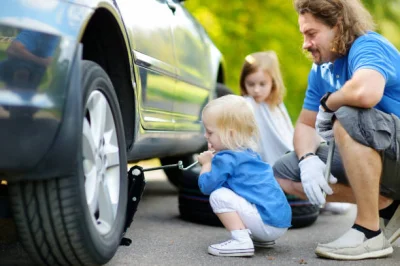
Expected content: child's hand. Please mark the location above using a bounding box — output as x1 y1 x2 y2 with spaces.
197 150 214 165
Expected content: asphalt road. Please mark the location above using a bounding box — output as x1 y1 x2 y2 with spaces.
1 168 400 266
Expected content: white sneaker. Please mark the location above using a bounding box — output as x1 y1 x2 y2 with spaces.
320 202 352 215
208 239 254 257
380 205 400 244
315 228 393 260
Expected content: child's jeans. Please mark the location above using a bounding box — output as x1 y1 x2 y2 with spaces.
209 187 287 242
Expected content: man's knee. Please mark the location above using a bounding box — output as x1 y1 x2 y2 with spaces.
273 152 299 177
272 157 285 177
334 106 358 138
334 106 393 151
335 106 357 117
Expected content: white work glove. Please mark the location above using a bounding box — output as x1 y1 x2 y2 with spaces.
298 155 337 205
315 106 335 141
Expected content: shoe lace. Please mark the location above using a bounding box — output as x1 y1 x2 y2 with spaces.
221 240 233 246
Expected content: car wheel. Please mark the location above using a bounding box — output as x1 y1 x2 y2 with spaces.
286 194 319 228
177 171 321 228
8 60 127 265
178 168 222 226
179 177 320 228
215 82 234 98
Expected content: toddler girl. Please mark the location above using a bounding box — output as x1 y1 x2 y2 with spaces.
197 94 291 257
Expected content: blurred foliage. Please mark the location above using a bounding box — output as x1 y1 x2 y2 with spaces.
184 0 400 122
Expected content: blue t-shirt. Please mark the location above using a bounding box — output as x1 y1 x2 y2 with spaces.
198 149 292 228
303 31 400 117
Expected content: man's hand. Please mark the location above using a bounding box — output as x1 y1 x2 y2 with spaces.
315 106 335 141
299 155 337 205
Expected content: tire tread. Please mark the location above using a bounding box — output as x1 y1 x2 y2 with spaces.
9 178 86 266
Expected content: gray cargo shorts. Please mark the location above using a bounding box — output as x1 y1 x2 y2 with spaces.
273 106 400 200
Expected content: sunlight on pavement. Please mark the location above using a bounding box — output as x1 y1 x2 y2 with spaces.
128 158 167 182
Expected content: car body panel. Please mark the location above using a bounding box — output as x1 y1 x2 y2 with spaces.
116 0 219 133
170 1 211 131
117 0 175 130
0 0 90 175
0 0 224 179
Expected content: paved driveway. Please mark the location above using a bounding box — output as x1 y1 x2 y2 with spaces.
106 169 400 266
1 165 400 265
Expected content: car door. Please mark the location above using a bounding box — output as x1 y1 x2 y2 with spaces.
168 0 213 131
116 0 177 130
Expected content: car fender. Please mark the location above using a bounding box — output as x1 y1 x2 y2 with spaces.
0 1 138 181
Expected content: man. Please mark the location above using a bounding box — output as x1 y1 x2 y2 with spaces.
273 0 400 260
0 30 59 118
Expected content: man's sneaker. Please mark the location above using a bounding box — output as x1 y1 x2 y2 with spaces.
320 202 353 215
252 240 275 248
380 205 400 244
208 239 254 257
315 228 393 260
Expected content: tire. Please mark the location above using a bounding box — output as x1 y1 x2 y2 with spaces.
8 60 128 265
179 193 222 226
178 173 319 228
286 194 319 228
0 184 11 218
177 168 222 226
215 83 234 98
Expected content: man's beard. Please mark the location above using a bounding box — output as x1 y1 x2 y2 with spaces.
304 49 323 64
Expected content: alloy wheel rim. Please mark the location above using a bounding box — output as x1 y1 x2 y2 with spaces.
82 89 120 235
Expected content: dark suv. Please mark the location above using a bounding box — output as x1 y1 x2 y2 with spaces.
0 0 225 264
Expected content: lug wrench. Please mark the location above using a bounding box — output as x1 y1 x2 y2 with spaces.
141 160 199 172
142 151 215 172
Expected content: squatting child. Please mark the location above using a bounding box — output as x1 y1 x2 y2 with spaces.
197 94 291 257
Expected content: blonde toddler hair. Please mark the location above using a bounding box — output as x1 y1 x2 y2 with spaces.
202 94 259 151
240 51 286 107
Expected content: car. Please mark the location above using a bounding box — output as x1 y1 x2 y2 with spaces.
0 0 226 265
